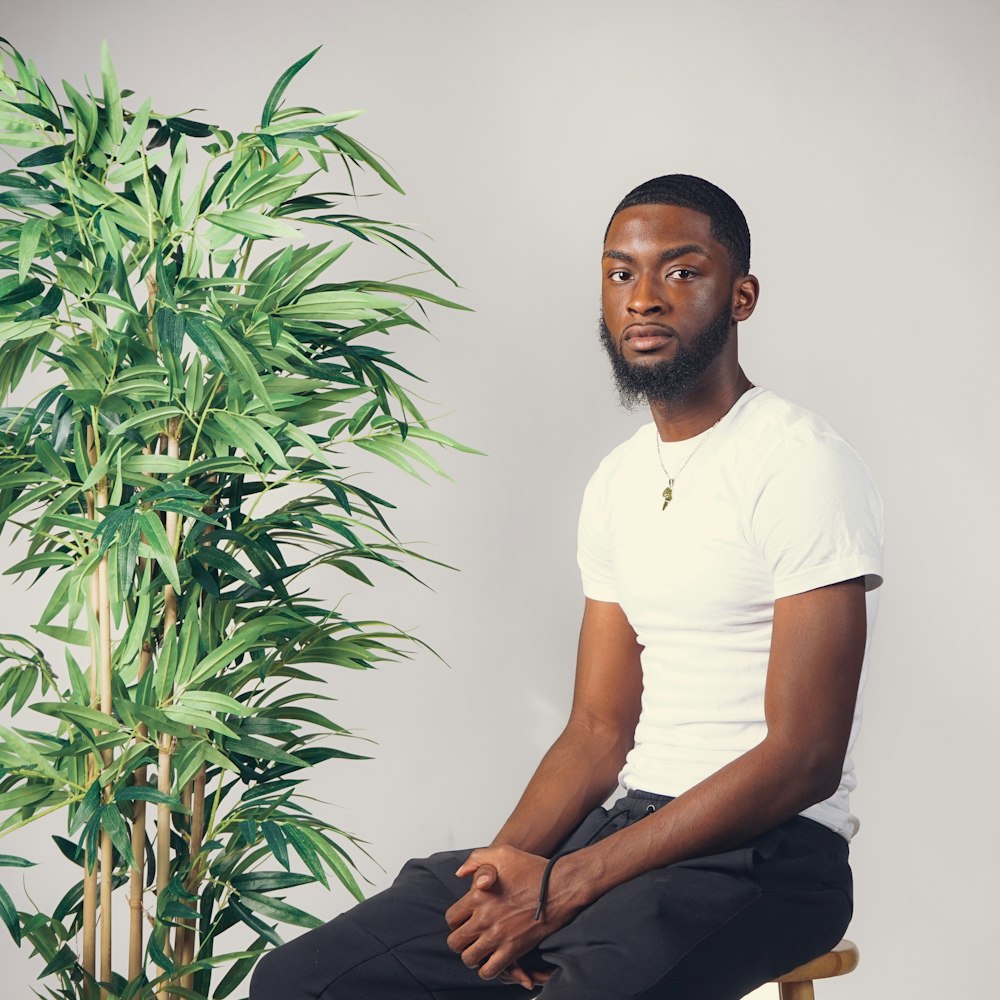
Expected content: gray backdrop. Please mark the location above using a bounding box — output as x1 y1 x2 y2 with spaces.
2 2 997 997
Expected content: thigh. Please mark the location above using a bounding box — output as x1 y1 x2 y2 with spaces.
250 848 524 1000
534 819 852 1000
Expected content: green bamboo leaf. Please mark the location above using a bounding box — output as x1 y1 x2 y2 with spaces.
283 824 328 888
8 101 63 131
205 209 299 241
162 706 240 738
105 148 166 184
177 690 251 716
212 938 268 999
113 787 185 810
99 802 136 867
0 726 63 780
32 623 90 646
214 412 287 468
0 855 35 868
0 883 21 944
261 820 289 870
224 735 306 766
261 48 321 128
226 898 282 947
238 890 322 928
259 110 363 135
189 619 270 685
17 144 69 168
15 284 61 321
122 453 189 475
137 509 180 591
68 778 102 836
214 325 272 409
147 923 176 973
230 871 312 892
0 786 52 811
32 702 123 732
17 217 43 283
117 96 151 162
0 186 59 208
184 313 229 370
39 944 78 977
300 827 364 901
108 405 185 436
193 546 258 587
155 620 178 704
129 704 191 740
158 133 186 218
62 79 97 152
100 41 123 147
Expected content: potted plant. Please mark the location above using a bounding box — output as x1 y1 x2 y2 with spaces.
0 40 469 1000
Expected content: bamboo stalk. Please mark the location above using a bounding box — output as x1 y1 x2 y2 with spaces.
128 436 155 981
172 783 192 984
127 640 152 979
82 528 99 1000
155 729 174 1000
81 433 99 1000
178 768 206 990
178 475 215 988
156 425 182 1000
96 479 114 1000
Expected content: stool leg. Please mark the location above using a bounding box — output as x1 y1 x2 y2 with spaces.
778 982 815 1000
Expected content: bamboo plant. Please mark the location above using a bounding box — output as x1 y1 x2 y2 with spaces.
0 40 470 1000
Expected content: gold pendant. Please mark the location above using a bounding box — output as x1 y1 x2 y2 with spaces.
661 483 673 510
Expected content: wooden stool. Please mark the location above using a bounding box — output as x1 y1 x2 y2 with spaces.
770 939 859 999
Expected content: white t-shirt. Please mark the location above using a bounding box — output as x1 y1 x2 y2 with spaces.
577 387 884 839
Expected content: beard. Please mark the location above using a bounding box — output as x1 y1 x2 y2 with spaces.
599 301 733 409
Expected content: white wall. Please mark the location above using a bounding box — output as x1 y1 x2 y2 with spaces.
2 1 997 996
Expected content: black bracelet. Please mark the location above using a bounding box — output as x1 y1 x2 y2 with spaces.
533 854 561 921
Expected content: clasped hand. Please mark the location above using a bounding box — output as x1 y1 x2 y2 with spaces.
445 845 571 989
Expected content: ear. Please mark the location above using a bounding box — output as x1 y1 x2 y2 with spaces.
732 274 759 322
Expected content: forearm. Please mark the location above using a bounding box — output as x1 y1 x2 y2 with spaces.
556 734 838 905
490 717 630 857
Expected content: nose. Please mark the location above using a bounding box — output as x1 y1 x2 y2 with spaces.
627 274 667 316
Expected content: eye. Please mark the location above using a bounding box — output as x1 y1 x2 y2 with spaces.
669 268 696 280
608 269 632 282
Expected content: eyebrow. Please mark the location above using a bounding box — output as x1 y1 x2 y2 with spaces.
601 244 711 264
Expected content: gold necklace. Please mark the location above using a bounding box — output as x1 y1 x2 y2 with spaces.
654 420 721 510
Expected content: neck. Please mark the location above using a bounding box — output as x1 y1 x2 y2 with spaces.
649 368 755 441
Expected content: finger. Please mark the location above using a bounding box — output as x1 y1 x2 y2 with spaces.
443 897 473 931
478 947 515 981
500 962 534 990
473 864 498 889
454 851 485 878
447 917 484 957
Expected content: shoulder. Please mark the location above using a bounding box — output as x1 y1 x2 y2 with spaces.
736 390 881 498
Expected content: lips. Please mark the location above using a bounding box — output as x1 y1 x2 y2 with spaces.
623 324 675 352
624 324 674 340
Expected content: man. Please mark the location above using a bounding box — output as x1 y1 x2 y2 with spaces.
250 175 884 1000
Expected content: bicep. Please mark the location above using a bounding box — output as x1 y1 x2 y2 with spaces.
763 578 868 767
567 598 644 744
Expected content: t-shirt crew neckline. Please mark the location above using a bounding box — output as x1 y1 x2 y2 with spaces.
651 385 768 450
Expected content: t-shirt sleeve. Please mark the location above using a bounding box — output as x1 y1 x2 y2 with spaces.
748 428 885 599
577 464 619 602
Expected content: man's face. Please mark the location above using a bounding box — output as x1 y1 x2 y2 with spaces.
600 203 738 406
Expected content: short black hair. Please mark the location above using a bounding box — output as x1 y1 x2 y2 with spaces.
606 174 751 276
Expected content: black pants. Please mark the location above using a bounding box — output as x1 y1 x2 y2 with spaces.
249 791 852 1000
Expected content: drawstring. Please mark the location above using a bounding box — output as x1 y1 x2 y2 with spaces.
533 854 560 921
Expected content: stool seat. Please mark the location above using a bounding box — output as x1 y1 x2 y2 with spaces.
769 940 858 999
